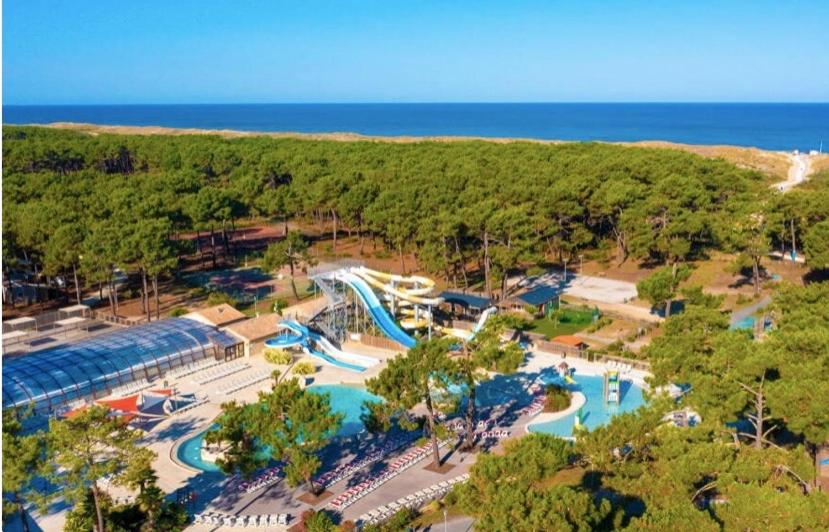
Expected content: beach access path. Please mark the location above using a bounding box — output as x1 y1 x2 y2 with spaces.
773 152 812 191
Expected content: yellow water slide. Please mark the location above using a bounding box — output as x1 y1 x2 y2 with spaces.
352 266 443 306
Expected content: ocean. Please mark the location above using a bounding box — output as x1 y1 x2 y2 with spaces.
3 103 828 152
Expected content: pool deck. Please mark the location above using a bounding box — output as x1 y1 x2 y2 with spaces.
178 349 650 529
28 345 652 531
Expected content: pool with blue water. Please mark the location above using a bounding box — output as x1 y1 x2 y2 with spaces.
528 373 645 437
175 385 382 472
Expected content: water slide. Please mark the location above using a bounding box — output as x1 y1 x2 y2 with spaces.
440 306 498 341
352 267 443 306
265 320 379 372
333 271 418 348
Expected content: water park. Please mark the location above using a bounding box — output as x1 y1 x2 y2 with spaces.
2 262 654 531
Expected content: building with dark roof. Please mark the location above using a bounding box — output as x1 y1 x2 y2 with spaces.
2 318 242 414
501 285 561 316
438 291 493 318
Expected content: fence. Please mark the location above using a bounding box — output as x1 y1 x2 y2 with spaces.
90 311 142 327
521 331 651 370
358 333 407 352
524 331 585 357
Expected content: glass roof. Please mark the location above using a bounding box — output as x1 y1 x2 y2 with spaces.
2 318 239 413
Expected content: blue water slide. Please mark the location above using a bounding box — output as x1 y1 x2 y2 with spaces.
266 320 369 372
335 272 417 348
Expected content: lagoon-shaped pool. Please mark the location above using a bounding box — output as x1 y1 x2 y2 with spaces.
528 373 645 437
175 384 382 472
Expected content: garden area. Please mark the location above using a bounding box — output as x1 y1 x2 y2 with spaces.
527 306 597 338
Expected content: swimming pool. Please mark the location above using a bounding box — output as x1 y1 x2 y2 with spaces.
308 384 382 437
528 373 645 437
175 384 382 472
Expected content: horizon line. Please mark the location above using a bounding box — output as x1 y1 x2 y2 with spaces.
5 101 829 107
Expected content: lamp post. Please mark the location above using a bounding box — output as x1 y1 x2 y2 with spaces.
563 258 568 283
443 508 448 532
579 254 584 278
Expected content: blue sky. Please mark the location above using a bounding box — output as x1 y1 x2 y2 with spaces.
4 0 828 104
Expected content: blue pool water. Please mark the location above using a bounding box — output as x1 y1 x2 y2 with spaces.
731 316 756 330
307 384 382 437
175 385 382 472
176 428 223 472
528 373 645 437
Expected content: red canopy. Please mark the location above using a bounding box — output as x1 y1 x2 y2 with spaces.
149 388 175 396
96 394 140 414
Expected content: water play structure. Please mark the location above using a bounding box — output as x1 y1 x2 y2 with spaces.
264 320 379 372
265 264 497 371
604 370 620 404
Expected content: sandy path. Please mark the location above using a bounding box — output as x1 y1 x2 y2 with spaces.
773 153 811 191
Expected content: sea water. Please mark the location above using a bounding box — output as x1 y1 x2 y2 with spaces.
4 103 828 151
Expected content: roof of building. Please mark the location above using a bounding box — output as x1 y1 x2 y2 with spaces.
551 335 587 347
514 285 560 306
224 314 282 342
439 291 493 309
2 318 239 414
184 304 247 327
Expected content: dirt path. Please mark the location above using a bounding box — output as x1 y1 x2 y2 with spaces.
773 153 811 191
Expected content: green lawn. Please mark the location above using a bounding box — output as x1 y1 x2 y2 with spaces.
528 308 594 339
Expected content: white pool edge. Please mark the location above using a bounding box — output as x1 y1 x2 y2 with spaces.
525 392 587 434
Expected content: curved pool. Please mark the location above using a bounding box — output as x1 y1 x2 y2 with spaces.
175 384 382 472
528 373 645 437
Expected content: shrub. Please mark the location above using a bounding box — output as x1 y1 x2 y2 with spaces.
292 360 316 375
526 265 546 277
188 286 208 299
206 290 237 308
170 307 189 317
384 508 419 530
272 298 289 315
264 348 293 365
586 316 612 333
299 510 336 532
544 384 572 413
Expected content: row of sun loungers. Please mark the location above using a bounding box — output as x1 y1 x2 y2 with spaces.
328 439 451 511
446 419 493 432
607 360 633 373
193 512 289 527
517 396 546 417
314 434 417 489
357 473 471 527
192 361 250 385
169 358 221 379
479 430 510 440
218 370 273 396
225 466 283 494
